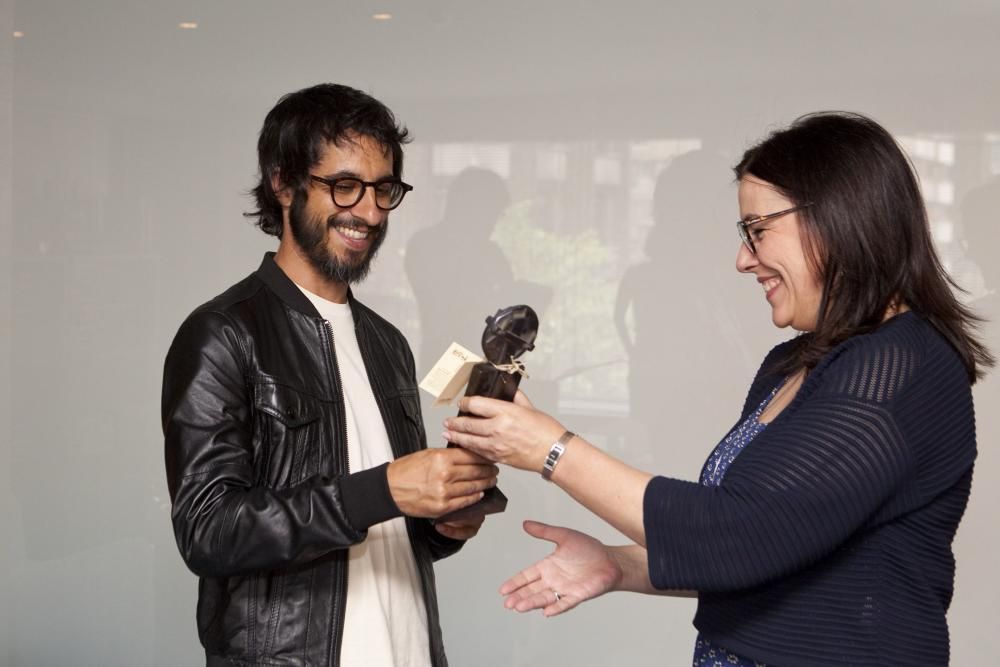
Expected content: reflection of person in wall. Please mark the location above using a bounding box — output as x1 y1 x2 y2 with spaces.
614 151 750 447
961 177 1000 343
955 145 1000 667
405 167 517 370
161 84 497 666
443 113 992 665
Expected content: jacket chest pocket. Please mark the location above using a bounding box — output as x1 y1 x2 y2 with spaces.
253 381 324 488
385 388 425 456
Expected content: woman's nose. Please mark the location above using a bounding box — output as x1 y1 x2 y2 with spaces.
735 242 757 273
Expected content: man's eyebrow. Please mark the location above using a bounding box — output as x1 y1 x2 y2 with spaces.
315 169 396 181
316 169 361 180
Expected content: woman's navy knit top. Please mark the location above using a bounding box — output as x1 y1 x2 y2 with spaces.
643 312 976 666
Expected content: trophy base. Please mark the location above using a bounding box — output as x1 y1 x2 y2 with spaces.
432 486 508 524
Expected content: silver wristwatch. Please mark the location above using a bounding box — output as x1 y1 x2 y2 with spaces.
541 430 575 480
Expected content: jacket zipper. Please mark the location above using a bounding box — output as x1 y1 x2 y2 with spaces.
322 318 350 667
354 318 438 666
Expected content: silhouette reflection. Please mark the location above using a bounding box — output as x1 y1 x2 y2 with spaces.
949 172 1000 651
962 177 1000 336
613 150 767 468
406 166 552 377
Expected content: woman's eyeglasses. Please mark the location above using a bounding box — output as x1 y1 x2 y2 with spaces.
736 204 812 254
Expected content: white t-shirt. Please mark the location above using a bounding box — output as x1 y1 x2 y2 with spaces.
298 286 430 667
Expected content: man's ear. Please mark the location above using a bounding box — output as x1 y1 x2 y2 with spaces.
271 172 293 209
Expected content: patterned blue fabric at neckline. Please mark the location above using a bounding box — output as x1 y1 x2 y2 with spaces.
693 383 780 667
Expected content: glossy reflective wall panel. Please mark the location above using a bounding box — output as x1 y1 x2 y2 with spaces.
3 1 999 664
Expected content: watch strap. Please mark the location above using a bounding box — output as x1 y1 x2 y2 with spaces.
541 430 575 480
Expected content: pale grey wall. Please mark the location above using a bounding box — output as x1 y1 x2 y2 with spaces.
3 1 999 665
1 0 13 660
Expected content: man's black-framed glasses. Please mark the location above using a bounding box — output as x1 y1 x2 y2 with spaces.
310 175 413 211
737 203 812 254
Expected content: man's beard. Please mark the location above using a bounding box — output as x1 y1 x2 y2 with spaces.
288 191 387 285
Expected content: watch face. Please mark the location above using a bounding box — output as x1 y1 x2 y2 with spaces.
481 304 538 364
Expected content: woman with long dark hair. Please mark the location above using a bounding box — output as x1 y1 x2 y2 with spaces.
443 112 992 665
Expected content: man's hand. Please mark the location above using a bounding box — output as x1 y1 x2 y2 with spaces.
434 516 486 540
387 447 499 518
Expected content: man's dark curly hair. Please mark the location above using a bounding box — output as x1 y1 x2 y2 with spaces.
246 83 410 237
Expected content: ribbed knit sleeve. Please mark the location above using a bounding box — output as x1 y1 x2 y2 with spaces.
645 365 910 591
643 313 976 666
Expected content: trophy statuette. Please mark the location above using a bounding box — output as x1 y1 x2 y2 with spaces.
434 304 538 524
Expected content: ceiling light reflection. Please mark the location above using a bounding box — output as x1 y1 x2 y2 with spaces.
372 13 392 21
178 22 198 30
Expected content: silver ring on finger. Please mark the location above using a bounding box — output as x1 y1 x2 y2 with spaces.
553 591 562 602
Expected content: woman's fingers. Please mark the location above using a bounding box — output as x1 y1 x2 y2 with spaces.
510 583 557 612
444 414 490 437
513 390 535 408
501 575 575 616
500 566 541 596
444 397 565 472
457 395 510 418
442 413 508 462
502 576 550 608
522 519 563 544
441 427 487 454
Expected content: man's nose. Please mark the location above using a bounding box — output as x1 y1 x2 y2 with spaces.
347 185 384 224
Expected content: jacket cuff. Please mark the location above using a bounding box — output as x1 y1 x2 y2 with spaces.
340 462 402 530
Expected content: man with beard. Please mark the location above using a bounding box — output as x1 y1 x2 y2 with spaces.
162 83 497 666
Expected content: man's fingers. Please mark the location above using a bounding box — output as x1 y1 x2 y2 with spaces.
436 517 484 530
434 522 458 539
433 462 497 493
446 490 485 511
445 478 496 500
435 520 481 540
447 463 499 482
467 463 501 479
427 478 495 511
440 443 492 463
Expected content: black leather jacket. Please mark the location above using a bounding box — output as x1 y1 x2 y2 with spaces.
162 253 461 666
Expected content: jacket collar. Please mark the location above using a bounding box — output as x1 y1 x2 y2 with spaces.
256 252 361 325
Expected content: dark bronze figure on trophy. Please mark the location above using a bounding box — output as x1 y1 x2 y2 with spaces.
434 305 538 523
